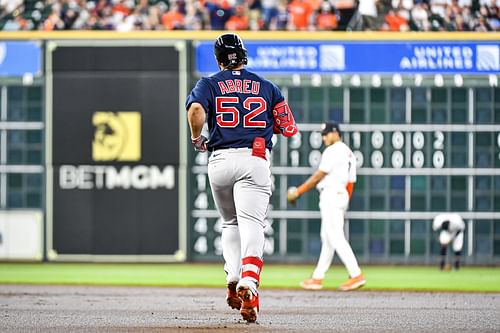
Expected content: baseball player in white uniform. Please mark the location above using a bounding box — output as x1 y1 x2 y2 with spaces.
287 122 365 291
432 213 465 270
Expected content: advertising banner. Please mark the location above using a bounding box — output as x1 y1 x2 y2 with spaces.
50 43 183 259
196 41 500 75
0 41 41 77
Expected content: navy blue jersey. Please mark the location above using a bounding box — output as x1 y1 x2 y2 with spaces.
186 69 285 151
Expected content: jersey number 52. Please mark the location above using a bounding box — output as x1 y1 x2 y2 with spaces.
216 96 268 128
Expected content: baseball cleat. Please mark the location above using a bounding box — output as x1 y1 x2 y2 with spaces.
441 264 452 272
300 278 323 290
237 286 259 323
338 273 366 291
226 281 241 310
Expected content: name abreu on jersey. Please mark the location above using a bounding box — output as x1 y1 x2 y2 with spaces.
218 79 261 95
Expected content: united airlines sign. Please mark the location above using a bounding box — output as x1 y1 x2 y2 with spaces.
196 41 500 75
0 41 41 77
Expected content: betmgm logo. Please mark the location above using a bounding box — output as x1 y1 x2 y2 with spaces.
92 111 141 161
58 111 175 190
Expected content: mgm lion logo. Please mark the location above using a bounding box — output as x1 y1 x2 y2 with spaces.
92 112 141 161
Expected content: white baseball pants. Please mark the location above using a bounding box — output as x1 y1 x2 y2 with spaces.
439 230 464 252
312 188 361 280
208 148 271 289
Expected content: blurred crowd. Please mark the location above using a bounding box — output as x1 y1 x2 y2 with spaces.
0 0 498 32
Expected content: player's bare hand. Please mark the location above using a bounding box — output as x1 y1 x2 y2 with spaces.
191 135 208 152
287 186 299 206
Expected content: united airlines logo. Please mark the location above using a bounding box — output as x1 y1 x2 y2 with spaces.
92 111 141 161
476 45 500 71
319 45 345 70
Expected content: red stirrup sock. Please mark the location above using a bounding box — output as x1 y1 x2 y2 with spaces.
241 256 263 286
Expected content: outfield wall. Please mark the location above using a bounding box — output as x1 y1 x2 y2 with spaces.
0 31 498 265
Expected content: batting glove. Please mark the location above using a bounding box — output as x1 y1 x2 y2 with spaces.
191 135 208 152
287 186 299 206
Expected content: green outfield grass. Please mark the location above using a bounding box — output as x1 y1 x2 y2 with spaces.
0 263 499 292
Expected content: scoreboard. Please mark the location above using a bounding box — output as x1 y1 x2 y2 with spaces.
188 84 500 264
188 36 500 264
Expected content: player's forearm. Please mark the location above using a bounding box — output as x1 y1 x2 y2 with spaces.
187 103 206 138
297 171 326 196
287 170 326 204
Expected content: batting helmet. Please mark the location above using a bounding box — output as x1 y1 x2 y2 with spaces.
214 33 248 68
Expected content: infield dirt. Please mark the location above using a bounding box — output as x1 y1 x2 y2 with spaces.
1 285 499 332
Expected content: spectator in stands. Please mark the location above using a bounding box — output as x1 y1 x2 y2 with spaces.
384 8 408 30
60 6 79 29
460 6 476 29
205 0 233 30
68 1 91 30
247 0 263 30
184 1 204 30
113 0 132 17
261 0 279 29
136 0 151 16
43 2 66 30
1 0 498 32
145 3 165 30
272 0 289 30
429 0 448 20
428 7 446 30
0 0 23 15
225 5 249 30
2 15 33 31
357 0 379 30
410 2 430 30
288 0 314 30
472 14 493 30
479 5 495 25
488 6 500 30
162 1 185 29
315 1 339 30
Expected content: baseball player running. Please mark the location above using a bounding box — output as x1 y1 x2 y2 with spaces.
432 213 465 270
186 33 298 323
287 122 365 291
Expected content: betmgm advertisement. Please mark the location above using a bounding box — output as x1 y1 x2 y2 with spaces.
46 41 187 261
